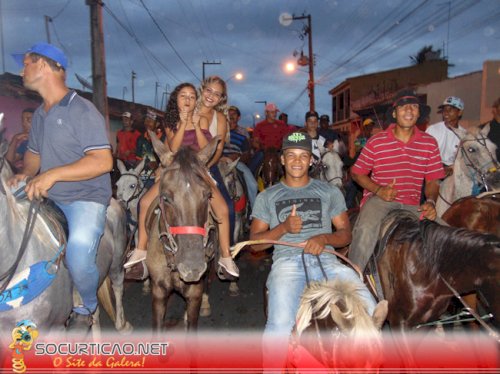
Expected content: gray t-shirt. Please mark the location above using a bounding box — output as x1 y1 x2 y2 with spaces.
28 91 112 206
251 178 347 261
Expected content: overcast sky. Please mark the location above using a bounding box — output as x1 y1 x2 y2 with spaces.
1 0 499 126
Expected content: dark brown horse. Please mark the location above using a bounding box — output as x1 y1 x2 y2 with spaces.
377 209 499 331
260 147 282 189
145 133 218 331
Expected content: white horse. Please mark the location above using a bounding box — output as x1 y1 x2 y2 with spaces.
0 113 131 335
436 124 500 217
115 158 146 243
320 139 344 190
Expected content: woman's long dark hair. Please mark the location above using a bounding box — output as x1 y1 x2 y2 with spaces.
164 82 197 131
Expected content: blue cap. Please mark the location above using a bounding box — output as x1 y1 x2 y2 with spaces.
12 42 68 70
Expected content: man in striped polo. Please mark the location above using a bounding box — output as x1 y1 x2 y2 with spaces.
349 90 445 272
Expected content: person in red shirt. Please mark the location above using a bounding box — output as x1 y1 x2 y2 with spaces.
349 90 445 272
249 103 291 173
116 111 141 168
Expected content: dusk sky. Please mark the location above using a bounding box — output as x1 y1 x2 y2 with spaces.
2 0 499 126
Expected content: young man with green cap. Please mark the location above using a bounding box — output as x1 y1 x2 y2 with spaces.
250 131 377 370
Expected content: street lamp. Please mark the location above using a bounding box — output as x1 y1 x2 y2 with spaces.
280 12 315 112
226 72 244 82
202 60 221 81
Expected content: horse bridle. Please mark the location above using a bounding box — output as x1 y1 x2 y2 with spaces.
458 134 499 191
157 197 210 255
319 153 342 184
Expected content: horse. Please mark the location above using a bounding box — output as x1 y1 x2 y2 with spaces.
146 132 218 331
319 139 344 190
0 114 131 334
288 279 388 370
259 147 282 190
436 125 500 217
115 158 146 242
442 192 500 236
376 209 499 332
218 157 249 243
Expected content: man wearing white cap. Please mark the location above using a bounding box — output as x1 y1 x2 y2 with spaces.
426 96 467 175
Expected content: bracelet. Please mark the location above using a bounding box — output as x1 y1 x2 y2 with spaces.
425 199 436 206
374 186 381 195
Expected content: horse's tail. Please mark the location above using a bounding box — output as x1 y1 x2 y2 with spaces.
97 277 116 323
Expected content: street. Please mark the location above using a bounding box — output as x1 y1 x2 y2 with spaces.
101 250 273 332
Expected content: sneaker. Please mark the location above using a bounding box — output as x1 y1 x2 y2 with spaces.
217 257 239 280
65 310 92 334
124 249 147 269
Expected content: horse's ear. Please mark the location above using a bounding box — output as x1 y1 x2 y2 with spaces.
148 130 173 166
371 300 388 330
134 158 146 174
227 157 239 173
329 303 350 331
116 159 127 174
198 136 220 165
480 122 491 137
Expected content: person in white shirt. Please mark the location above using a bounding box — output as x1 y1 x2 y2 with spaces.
426 96 467 175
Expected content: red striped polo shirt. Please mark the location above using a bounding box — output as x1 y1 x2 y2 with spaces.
352 124 445 206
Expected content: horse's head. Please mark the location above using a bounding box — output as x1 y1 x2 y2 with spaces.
295 280 387 369
457 126 500 192
150 131 219 282
218 157 240 201
262 148 282 187
115 159 145 204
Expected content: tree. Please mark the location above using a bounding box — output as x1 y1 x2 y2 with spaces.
410 45 443 65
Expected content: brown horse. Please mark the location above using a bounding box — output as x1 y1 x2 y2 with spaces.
288 280 388 370
145 133 218 331
377 209 499 331
260 147 282 189
442 192 500 236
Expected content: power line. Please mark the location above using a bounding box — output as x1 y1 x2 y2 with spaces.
139 0 199 81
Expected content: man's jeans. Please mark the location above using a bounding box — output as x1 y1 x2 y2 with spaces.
262 252 376 370
349 196 438 272
56 200 107 315
236 162 257 208
248 150 264 175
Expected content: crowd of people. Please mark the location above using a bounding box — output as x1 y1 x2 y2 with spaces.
4 42 500 369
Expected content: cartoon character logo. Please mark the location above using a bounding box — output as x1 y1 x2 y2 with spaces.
9 320 38 374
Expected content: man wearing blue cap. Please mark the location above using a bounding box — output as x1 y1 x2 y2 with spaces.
9 43 113 333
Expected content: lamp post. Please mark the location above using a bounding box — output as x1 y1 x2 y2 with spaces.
255 100 267 109
226 72 244 82
280 13 315 112
202 60 221 81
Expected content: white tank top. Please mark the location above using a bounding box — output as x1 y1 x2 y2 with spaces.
209 111 218 137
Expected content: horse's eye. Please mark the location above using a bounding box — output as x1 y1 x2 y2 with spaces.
467 147 476 153
162 194 170 202
130 184 136 189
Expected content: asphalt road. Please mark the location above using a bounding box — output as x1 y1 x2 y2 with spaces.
101 250 273 333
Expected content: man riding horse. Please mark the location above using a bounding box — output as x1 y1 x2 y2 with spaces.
349 89 446 272
250 131 377 369
8 42 113 333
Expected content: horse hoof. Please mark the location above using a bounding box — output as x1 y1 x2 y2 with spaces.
199 307 211 317
228 282 240 297
117 321 134 335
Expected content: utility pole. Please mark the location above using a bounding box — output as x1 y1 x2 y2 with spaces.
0 0 5 73
86 0 109 134
281 13 315 112
202 60 221 81
131 70 136 103
44 15 52 44
160 83 170 111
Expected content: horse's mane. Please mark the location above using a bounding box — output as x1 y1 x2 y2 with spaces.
169 147 215 189
295 279 379 339
383 210 500 276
